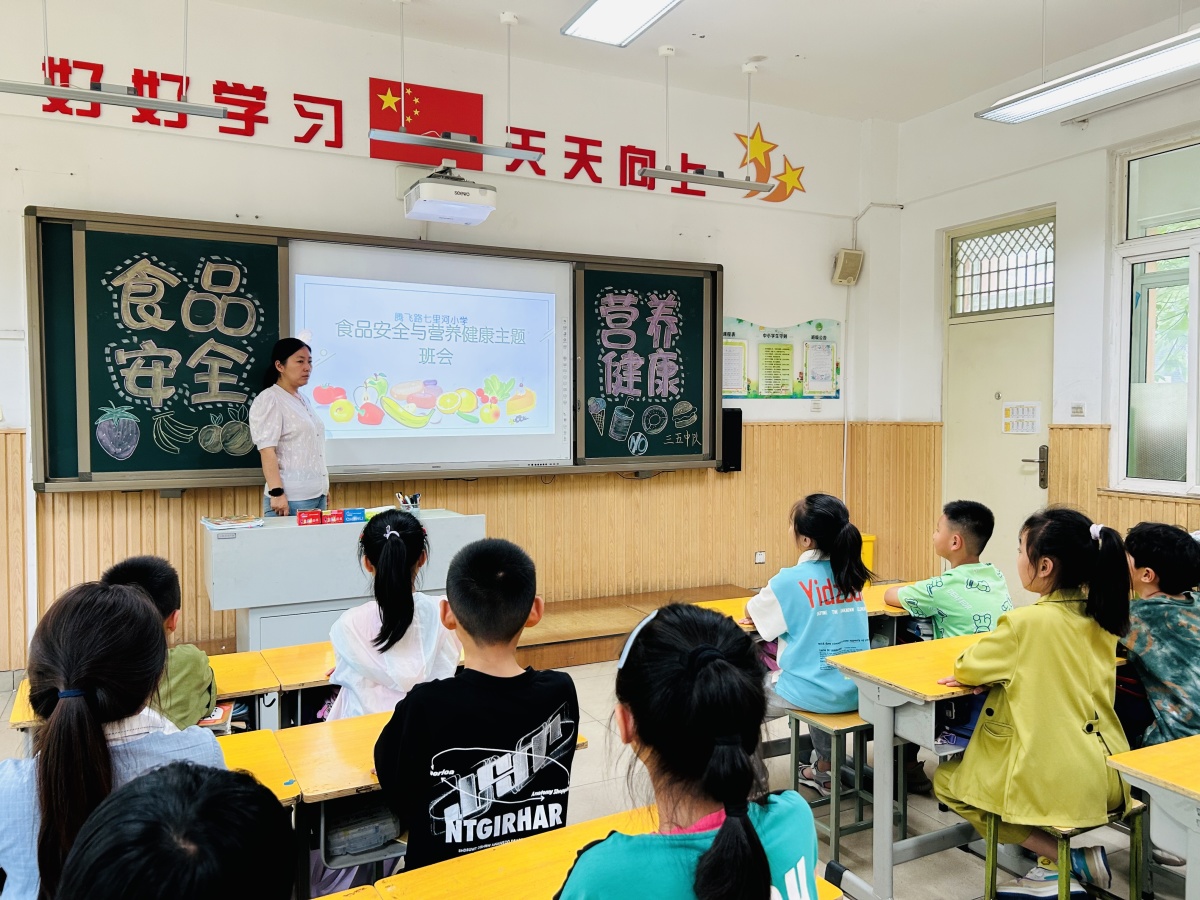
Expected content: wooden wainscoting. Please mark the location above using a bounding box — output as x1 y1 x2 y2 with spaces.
846 422 943 581
1048 425 1109 517
1094 491 1200 533
34 422 851 648
0 431 27 670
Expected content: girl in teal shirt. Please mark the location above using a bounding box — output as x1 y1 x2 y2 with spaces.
556 603 819 900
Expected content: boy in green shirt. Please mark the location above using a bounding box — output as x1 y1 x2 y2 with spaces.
102 555 216 730
884 499 1013 637
884 500 1013 793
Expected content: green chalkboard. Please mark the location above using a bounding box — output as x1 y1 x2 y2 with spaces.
34 218 283 487
576 265 715 464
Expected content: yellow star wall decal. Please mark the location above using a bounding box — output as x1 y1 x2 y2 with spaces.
735 123 805 203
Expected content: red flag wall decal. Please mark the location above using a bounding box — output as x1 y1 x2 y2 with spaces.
369 78 485 171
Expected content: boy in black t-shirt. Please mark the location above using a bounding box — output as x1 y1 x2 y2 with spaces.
374 538 580 871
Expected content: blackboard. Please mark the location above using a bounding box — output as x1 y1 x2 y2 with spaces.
33 218 283 487
576 264 717 465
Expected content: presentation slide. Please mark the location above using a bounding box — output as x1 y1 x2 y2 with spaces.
290 242 572 471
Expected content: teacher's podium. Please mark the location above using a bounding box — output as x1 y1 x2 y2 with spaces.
202 509 486 653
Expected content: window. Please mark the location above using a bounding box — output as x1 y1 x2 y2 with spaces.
1119 140 1200 492
951 218 1055 316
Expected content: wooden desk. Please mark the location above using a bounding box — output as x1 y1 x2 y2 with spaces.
861 582 913 618
325 889 381 900
375 806 841 898
209 650 279 701
218 729 300 806
620 583 755 616
694 597 754 630
262 641 337 692
276 711 390 803
1108 735 1200 899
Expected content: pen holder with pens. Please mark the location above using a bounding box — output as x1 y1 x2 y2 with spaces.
395 492 421 515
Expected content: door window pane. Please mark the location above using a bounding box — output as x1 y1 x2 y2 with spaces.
1128 144 1200 239
951 219 1054 316
1128 257 1189 481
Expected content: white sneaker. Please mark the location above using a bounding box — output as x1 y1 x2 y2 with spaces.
995 865 1087 899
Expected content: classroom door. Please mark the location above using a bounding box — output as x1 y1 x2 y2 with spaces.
944 310 1053 605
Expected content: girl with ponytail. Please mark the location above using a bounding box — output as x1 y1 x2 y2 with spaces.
0 583 223 900
556 603 819 900
326 509 461 720
745 493 873 795
933 507 1134 896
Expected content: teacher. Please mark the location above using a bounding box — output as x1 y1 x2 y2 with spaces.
249 338 329 517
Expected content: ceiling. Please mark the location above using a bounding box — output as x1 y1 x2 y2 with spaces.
221 0 1193 121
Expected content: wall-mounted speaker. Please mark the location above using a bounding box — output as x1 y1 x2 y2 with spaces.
717 407 742 473
832 248 865 286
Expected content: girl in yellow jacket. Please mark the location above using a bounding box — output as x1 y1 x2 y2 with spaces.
934 507 1133 899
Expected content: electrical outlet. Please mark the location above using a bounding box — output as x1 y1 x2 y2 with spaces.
811 399 822 413
754 551 766 564
1070 403 1086 417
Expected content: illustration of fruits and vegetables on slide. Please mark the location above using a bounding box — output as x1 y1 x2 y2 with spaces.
310 372 537 430
94 401 256 460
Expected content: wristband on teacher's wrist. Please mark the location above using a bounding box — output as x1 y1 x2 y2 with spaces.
268 487 285 497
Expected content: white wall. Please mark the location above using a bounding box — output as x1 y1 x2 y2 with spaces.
861 16 1200 425
0 0 866 432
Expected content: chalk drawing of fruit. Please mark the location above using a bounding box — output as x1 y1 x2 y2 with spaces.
152 411 198 455
357 402 384 426
480 402 501 424
198 415 225 454
457 411 480 423
221 405 254 456
456 388 477 413
329 398 356 424
381 396 430 428
505 385 536 416
94 403 141 460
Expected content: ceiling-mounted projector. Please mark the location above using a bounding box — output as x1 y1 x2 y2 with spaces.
401 165 496 226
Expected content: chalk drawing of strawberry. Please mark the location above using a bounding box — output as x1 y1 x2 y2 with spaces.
94 402 141 461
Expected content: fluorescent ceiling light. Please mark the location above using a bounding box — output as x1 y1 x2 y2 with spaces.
368 128 543 161
0 79 228 118
638 166 773 192
978 28 1200 123
562 0 686 47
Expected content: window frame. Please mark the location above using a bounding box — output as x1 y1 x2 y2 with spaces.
948 214 1057 319
1113 235 1200 495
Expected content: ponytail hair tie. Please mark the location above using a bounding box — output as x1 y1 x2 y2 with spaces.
384 526 400 541
715 734 744 747
724 799 750 819
687 645 724 675
1089 523 1105 543
58 689 84 699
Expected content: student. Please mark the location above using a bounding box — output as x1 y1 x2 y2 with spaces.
0 583 224 900
934 508 1133 898
101 555 216 730
884 499 1013 637
745 493 872 797
57 762 293 900
326 509 461 719
1120 522 1200 747
884 500 1014 793
556 603 819 900
374 538 579 870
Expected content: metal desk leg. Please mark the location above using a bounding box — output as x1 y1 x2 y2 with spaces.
1188 827 1199 900
830 732 844 862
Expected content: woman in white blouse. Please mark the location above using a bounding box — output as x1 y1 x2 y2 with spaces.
249 338 330 516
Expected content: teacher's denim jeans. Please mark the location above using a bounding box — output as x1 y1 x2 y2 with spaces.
262 494 327 517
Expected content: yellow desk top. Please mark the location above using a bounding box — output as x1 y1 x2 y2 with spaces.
275 711 390 803
830 634 982 702
694 597 755 630
375 807 660 898
261 641 337 692
861 582 914 618
217 728 300 806
208 651 280 701
9 678 36 729
374 805 841 899
324 888 381 900
1107 733 1200 804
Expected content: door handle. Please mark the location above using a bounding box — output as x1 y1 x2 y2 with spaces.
1021 445 1049 489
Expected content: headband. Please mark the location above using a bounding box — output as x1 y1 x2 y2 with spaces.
1089 523 1105 543
617 610 659 669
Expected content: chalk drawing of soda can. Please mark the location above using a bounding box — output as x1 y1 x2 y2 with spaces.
609 404 635 441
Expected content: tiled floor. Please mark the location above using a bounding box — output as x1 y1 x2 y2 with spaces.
0 667 1187 899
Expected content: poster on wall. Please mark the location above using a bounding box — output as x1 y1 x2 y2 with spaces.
721 318 841 399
